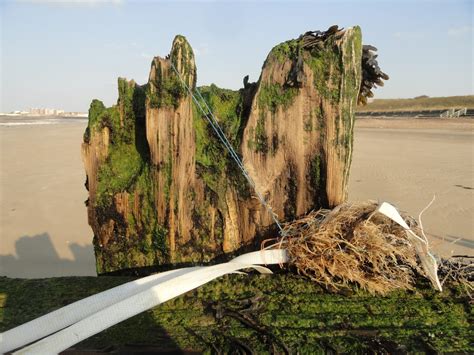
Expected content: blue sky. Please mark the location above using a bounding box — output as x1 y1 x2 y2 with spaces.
1 0 472 112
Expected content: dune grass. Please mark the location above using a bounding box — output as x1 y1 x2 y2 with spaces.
357 95 474 112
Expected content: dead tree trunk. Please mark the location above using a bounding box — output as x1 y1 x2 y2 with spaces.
82 26 386 274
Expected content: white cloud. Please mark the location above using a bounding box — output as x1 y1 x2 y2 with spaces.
448 26 472 36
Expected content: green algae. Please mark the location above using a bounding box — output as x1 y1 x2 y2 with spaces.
254 113 268 153
147 35 195 110
147 61 185 109
94 165 169 273
305 44 342 104
185 83 250 262
86 78 169 273
95 144 143 207
93 79 148 208
86 29 365 274
192 84 244 196
170 35 196 89
249 83 298 154
258 83 298 113
1 275 471 353
269 38 301 63
84 99 106 142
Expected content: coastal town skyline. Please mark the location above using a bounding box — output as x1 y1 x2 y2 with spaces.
0 107 86 116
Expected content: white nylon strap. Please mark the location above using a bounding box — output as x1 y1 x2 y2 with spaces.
377 202 442 291
0 267 200 354
3 249 287 354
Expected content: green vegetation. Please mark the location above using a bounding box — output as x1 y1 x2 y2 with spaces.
303 112 313 132
94 164 169 273
1 275 471 353
163 146 173 205
250 83 298 154
86 78 169 272
269 38 301 63
188 84 247 258
357 95 474 112
96 144 143 207
192 84 243 195
310 154 322 189
92 79 148 207
309 153 328 207
258 83 298 113
87 99 106 131
305 41 343 104
171 35 196 89
198 84 242 146
341 26 362 119
147 60 186 109
338 26 361 151
254 113 268 153
118 78 146 144
147 35 195 109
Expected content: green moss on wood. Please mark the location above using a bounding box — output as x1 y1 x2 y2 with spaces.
146 36 196 110
170 35 196 90
304 38 343 104
192 84 244 195
85 78 168 273
258 83 298 113
147 61 186 109
254 112 268 153
269 38 301 63
96 144 143 207
85 99 106 141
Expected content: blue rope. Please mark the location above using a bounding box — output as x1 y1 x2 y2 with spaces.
170 63 284 234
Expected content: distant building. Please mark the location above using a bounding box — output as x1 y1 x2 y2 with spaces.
28 108 66 116
2 108 86 117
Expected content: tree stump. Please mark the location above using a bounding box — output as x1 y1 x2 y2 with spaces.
82 26 384 274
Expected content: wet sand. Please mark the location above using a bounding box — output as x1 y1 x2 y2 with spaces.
0 118 472 278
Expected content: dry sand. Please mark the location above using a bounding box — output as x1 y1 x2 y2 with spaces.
0 118 472 278
0 121 95 278
349 118 474 257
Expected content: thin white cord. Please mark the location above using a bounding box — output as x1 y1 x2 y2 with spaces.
418 195 436 244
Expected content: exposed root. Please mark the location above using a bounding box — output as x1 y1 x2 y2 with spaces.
280 201 428 295
439 256 474 299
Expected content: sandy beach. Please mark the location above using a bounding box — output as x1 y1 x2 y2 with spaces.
0 118 473 278
0 120 95 278
349 118 473 258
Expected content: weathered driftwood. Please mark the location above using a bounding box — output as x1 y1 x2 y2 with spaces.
82 26 387 274
0 275 471 353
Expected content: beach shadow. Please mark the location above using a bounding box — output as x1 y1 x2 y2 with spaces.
0 234 196 353
0 232 96 278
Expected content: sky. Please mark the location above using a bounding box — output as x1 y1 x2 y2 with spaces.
0 0 472 112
